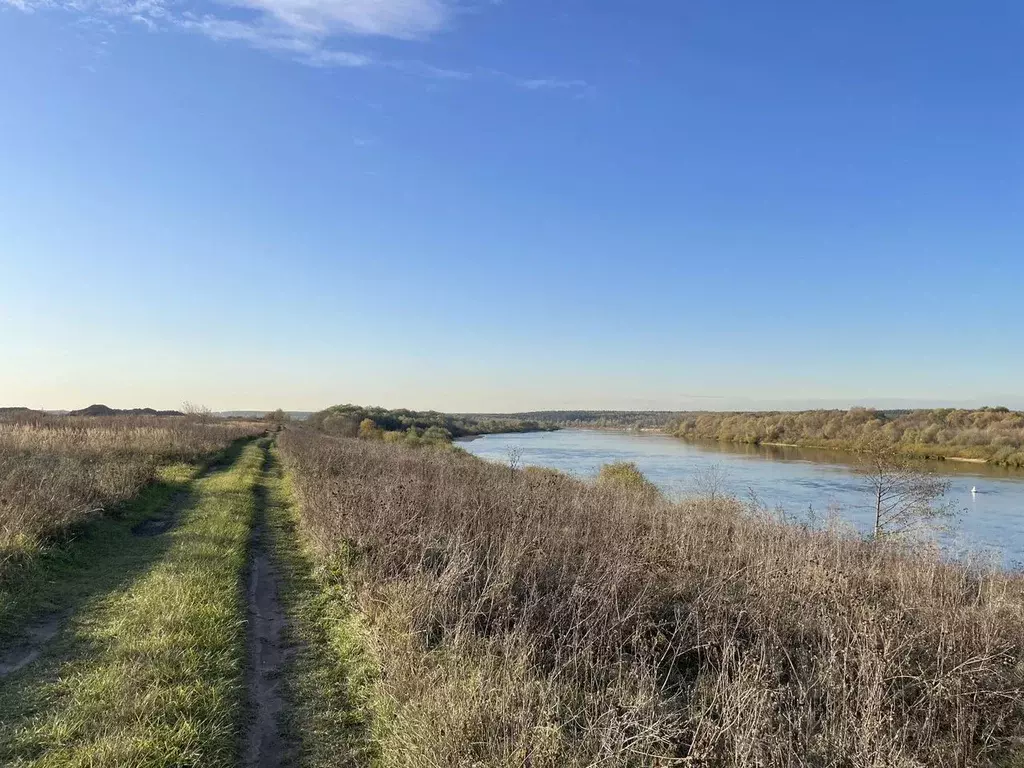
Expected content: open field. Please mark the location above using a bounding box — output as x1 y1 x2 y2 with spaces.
0 417 1022 766
0 414 265 559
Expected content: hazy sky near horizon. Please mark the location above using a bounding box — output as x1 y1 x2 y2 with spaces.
2 1 1023 413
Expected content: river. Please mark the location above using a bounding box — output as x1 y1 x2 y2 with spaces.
460 429 1024 567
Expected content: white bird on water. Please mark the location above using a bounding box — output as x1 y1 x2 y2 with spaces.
972 486 978 495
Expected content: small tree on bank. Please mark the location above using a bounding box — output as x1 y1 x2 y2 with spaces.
182 401 214 425
693 463 729 507
358 418 382 440
860 440 954 539
264 409 291 424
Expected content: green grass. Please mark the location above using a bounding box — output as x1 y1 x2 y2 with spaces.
0 436 374 766
0 439 264 767
0 438 250 643
261 444 377 768
0 463 192 644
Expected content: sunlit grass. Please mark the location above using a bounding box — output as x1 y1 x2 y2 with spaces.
0 439 264 767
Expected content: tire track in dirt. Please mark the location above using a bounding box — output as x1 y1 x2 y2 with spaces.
0 612 67 677
244 442 293 768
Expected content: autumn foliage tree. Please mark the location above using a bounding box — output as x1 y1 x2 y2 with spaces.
358 418 382 440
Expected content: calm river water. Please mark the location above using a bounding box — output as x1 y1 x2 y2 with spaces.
460 429 1024 567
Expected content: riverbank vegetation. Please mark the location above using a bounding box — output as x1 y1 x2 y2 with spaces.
499 407 1024 467
279 428 1024 766
670 407 1024 466
308 403 555 444
0 414 263 558
596 460 662 498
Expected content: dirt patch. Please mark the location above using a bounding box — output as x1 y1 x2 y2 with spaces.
0 613 66 678
132 491 189 537
244 459 293 768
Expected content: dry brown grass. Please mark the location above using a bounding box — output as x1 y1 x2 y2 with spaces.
0 414 263 554
279 429 1024 767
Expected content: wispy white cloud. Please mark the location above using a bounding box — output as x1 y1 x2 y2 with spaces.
4 0 451 38
224 0 450 40
175 14 373 67
516 77 589 91
1 0 589 95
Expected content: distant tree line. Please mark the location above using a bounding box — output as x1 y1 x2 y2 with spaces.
308 404 556 446
668 406 1024 467
472 411 677 430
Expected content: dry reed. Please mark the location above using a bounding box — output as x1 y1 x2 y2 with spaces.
0 415 263 554
280 429 1024 767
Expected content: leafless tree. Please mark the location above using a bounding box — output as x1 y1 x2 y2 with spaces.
693 463 729 505
264 409 291 424
182 401 214 426
860 441 954 539
507 445 523 477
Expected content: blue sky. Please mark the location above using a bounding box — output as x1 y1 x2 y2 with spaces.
1 0 1022 412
